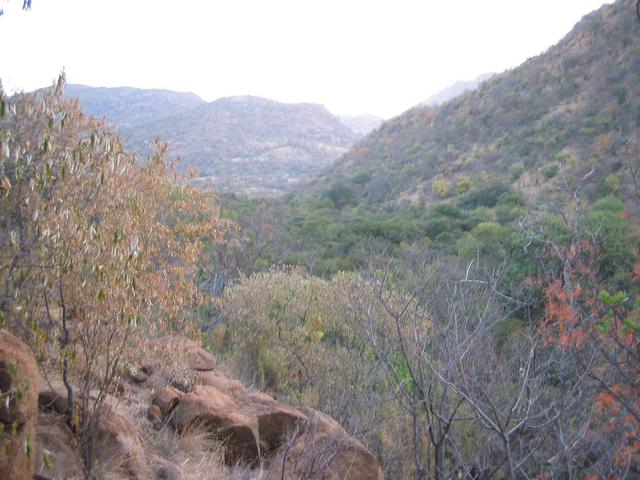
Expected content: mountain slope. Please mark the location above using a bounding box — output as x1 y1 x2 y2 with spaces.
422 73 494 107
339 114 384 139
64 84 205 127
122 95 357 195
63 86 358 196
312 0 639 206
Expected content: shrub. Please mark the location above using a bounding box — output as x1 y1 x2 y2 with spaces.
432 178 452 198
0 77 228 474
542 163 560 179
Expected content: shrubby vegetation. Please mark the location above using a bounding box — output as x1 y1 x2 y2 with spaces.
3 1 640 478
310 0 640 208
216 169 640 477
0 77 228 475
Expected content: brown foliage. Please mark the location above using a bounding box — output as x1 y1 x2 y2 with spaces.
0 75 229 474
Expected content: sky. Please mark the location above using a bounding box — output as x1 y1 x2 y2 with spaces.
0 0 611 118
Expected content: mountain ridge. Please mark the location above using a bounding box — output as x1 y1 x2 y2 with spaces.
309 0 639 206
422 73 495 107
63 86 358 196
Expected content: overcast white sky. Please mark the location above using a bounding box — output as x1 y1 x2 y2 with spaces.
0 0 610 118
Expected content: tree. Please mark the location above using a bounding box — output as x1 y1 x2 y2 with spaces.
0 76 228 476
519 173 640 477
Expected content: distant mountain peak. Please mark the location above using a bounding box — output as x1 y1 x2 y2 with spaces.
422 73 495 107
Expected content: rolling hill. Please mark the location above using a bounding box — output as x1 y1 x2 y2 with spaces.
122 95 357 196
63 87 358 196
310 0 640 207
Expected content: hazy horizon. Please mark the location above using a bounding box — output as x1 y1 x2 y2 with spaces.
0 0 610 118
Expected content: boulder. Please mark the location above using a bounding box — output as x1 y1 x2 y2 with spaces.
147 405 163 430
149 336 216 372
195 370 246 396
35 414 84 480
128 369 149 384
95 405 148 479
170 385 260 465
266 408 384 480
152 386 183 418
239 391 307 455
0 329 42 480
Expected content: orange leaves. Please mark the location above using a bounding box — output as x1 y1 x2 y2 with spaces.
543 279 582 346
539 229 640 472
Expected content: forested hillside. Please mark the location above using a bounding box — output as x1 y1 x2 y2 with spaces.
64 87 358 196
2 1 640 479
124 96 357 196
311 0 639 206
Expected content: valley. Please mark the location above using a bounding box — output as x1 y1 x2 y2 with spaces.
1 1 639 479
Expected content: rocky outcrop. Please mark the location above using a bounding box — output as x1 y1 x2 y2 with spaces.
0 329 42 480
268 408 385 480
144 338 383 479
148 336 217 372
95 405 149 479
1 333 383 479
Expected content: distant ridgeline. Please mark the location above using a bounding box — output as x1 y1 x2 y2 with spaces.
63 86 367 197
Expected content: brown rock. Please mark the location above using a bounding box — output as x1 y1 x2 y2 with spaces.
129 370 149 384
239 391 307 455
0 329 42 480
170 385 260 465
152 386 183 419
195 370 246 396
267 408 384 480
147 405 163 430
149 336 216 372
35 414 84 480
95 405 148 479
38 390 68 415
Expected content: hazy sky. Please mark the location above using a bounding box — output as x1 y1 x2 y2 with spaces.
0 0 610 118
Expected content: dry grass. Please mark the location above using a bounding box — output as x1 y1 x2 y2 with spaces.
139 417 260 480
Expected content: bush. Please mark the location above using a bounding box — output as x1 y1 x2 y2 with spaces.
432 178 452 198
0 77 227 474
460 183 510 209
542 163 560 179
323 183 354 209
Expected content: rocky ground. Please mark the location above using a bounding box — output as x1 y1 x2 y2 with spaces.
0 330 383 479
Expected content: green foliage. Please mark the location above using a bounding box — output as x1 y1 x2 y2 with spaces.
460 184 511 209
542 163 560 179
509 164 525 181
323 183 354 209
307 0 639 211
432 178 452 198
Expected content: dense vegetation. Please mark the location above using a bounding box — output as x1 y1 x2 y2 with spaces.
0 78 229 476
2 0 640 478
207 1 640 477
